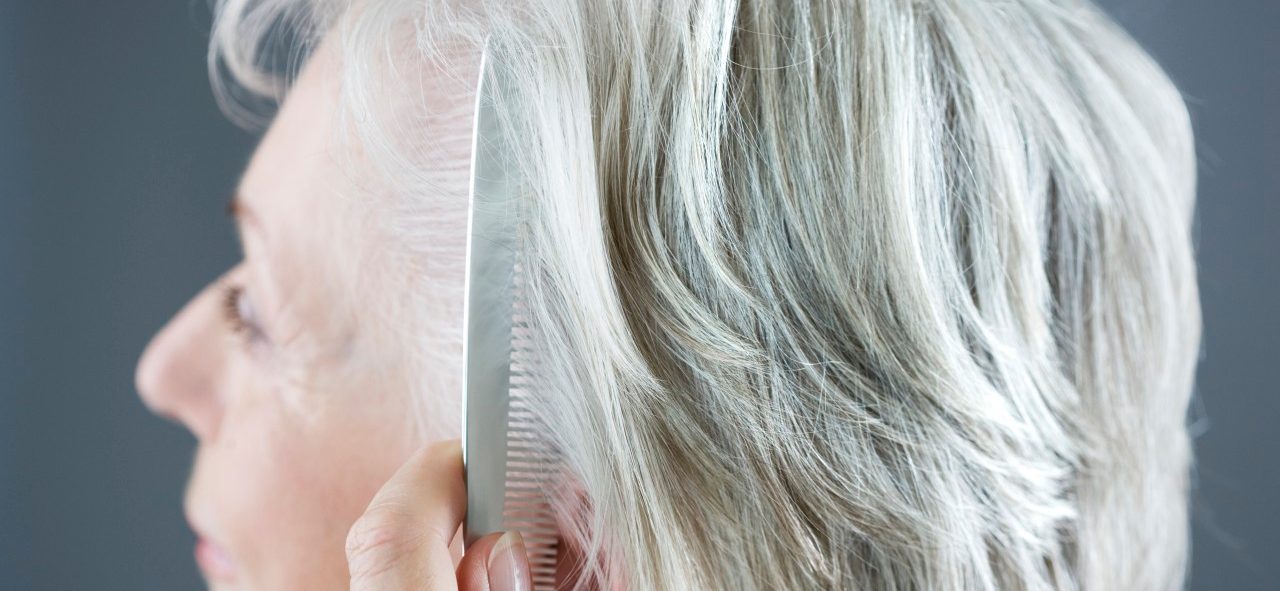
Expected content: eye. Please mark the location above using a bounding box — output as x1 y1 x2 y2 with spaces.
221 283 270 349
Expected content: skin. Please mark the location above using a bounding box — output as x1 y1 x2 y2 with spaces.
134 33 531 590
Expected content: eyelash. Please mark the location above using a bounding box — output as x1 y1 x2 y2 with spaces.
221 283 269 348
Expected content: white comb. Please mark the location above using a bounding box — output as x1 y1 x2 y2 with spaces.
460 41 560 589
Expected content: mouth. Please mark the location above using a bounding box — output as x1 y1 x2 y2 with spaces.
195 536 239 582
185 504 240 583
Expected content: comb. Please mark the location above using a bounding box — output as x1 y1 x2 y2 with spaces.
461 42 560 589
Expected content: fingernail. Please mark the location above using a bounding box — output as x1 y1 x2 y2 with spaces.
488 531 532 591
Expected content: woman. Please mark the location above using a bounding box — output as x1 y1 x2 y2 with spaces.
135 0 1201 589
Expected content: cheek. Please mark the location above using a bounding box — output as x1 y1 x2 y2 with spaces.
194 379 417 590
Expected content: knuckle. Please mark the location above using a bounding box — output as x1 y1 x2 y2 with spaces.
345 502 422 581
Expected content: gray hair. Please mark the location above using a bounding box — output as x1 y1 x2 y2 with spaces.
211 0 1201 588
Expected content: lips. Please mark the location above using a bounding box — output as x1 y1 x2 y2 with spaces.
185 505 239 582
195 535 239 581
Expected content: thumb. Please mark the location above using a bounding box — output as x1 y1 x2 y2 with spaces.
456 531 534 591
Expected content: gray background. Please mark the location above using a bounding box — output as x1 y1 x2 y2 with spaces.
0 0 1274 589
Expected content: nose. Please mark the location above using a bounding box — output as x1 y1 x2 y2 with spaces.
135 280 230 442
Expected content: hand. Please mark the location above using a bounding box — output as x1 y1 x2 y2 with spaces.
345 439 534 591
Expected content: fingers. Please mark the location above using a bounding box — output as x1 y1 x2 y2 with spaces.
456 530 534 591
346 439 467 591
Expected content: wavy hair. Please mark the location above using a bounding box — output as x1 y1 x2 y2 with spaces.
210 0 1201 588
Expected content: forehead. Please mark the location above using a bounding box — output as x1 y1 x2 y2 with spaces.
230 35 369 355
231 27 482 333
238 30 483 226
236 40 345 232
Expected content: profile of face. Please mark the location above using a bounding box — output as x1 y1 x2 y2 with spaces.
134 37 460 590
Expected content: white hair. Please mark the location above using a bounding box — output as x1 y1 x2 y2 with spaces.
210 0 1201 589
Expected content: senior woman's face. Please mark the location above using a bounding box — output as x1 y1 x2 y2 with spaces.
134 41 455 589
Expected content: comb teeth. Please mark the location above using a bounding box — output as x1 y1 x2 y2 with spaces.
504 420 559 587
504 262 560 590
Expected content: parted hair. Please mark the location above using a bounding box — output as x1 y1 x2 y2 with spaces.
211 0 1201 588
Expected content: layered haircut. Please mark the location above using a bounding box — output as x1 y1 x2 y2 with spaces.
210 0 1201 588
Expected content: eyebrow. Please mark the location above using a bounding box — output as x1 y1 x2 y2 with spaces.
226 191 283 312
225 191 264 238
